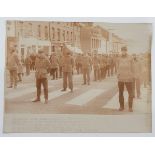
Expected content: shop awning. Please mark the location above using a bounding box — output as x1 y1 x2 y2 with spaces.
20 38 51 46
65 45 83 54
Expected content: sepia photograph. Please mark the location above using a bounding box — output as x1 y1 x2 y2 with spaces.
3 19 152 133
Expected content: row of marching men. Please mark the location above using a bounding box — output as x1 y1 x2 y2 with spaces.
32 46 119 104
49 50 119 84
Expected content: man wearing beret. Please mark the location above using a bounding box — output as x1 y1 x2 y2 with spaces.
32 50 51 104
117 47 134 112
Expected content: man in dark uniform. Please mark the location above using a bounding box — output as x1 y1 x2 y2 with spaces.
32 50 51 104
61 46 74 92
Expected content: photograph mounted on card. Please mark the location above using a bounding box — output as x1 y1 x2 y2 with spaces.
3 19 152 133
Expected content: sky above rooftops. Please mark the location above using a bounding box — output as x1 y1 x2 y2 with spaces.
95 22 152 53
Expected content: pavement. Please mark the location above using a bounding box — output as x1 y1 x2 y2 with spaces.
3 71 152 133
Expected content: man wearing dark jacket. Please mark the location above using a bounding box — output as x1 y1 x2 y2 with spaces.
117 47 134 112
32 50 51 104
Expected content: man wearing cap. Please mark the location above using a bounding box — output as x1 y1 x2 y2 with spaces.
32 50 51 104
132 54 142 98
81 52 92 85
7 49 20 88
117 47 134 112
49 52 59 80
93 53 100 81
61 47 74 92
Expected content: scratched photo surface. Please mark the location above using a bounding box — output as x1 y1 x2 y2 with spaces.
3 20 152 133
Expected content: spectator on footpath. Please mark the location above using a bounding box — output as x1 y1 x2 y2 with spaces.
32 50 51 104
25 54 31 76
81 52 92 85
132 54 142 99
17 60 24 82
117 47 134 112
61 46 74 92
7 49 19 88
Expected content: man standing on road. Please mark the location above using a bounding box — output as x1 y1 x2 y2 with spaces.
93 53 100 81
32 50 51 104
132 54 142 99
117 47 134 112
61 46 74 92
25 54 31 76
49 52 59 80
81 52 92 85
7 49 19 88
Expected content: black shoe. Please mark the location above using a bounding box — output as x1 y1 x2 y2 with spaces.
7 86 13 88
82 83 86 85
70 89 73 93
61 89 66 91
129 108 133 112
32 98 40 102
119 107 124 111
44 99 48 104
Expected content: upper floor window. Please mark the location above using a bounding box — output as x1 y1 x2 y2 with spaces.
52 27 55 40
67 31 69 41
38 25 41 38
63 30 65 41
28 23 32 36
71 32 73 41
57 28 60 41
45 26 48 40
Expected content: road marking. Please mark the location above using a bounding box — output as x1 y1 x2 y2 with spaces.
46 88 78 101
66 89 106 106
103 88 150 113
103 92 120 109
6 85 54 100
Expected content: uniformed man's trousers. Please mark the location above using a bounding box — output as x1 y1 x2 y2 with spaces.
63 72 73 90
36 78 48 100
9 69 18 87
83 68 90 84
118 81 133 109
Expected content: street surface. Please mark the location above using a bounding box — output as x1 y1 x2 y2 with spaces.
4 71 152 133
